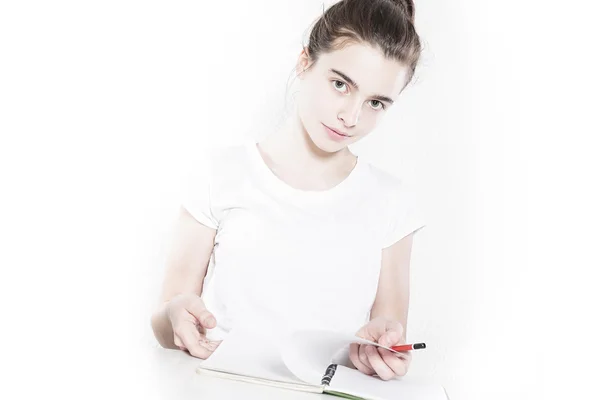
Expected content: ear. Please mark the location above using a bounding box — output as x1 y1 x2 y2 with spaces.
295 47 312 78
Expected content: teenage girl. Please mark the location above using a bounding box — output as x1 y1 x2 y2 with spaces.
151 0 424 381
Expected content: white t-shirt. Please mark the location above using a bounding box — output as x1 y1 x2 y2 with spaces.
181 141 425 340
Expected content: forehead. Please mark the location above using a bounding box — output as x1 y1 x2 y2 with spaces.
314 41 410 96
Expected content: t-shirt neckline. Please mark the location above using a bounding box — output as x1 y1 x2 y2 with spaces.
246 141 366 201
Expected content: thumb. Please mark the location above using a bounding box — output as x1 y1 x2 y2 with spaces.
378 331 399 347
187 296 216 329
378 321 404 347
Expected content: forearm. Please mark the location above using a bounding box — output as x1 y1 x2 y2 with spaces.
371 234 414 341
370 292 409 341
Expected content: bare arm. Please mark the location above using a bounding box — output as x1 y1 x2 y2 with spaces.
370 233 414 341
348 233 416 379
150 206 216 349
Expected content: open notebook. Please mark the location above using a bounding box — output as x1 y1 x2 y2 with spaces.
195 327 448 400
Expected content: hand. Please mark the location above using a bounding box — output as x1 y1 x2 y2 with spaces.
349 317 412 380
166 293 221 359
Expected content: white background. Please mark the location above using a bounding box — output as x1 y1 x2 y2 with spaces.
1 1 599 399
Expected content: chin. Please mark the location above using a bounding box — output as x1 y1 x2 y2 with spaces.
307 130 345 154
299 112 346 153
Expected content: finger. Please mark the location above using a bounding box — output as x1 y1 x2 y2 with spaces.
366 345 395 381
199 336 222 351
377 347 411 377
175 324 213 359
187 297 216 329
370 321 388 340
358 345 376 374
173 334 186 351
349 343 374 375
363 319 397 342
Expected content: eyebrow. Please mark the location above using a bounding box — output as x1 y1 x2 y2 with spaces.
330 68 395 104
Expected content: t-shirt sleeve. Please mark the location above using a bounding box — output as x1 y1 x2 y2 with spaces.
381 183 426 249
180 150 219 230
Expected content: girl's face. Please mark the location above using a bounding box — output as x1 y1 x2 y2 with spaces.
296 41 410 153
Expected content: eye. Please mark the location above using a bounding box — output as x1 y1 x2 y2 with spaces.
332 80 348 93
369 100 385 110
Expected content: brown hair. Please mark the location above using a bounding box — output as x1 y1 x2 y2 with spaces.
304 0 422 88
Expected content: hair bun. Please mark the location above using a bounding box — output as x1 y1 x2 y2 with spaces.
390 0 415 22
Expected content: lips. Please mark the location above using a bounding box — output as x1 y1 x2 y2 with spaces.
323 124 349 137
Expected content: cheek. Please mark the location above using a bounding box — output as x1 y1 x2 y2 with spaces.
365 111 383 127
300 82 337 122
350 110 383 141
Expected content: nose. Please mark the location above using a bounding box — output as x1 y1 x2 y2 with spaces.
337 98 362 128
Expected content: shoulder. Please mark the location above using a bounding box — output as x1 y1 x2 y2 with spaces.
188 142 253 179
362 161 414 199
360 162 425 247
200 142 251 167
360 160 422 221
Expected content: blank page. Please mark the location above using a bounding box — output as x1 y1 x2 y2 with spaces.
329 366 448 400
196 326 310 387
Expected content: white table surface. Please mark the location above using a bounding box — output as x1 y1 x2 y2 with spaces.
145 345 449 400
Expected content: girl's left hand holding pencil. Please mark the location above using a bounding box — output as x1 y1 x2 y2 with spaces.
349 317 412 381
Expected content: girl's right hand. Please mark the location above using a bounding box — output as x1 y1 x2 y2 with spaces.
166 293 221 359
